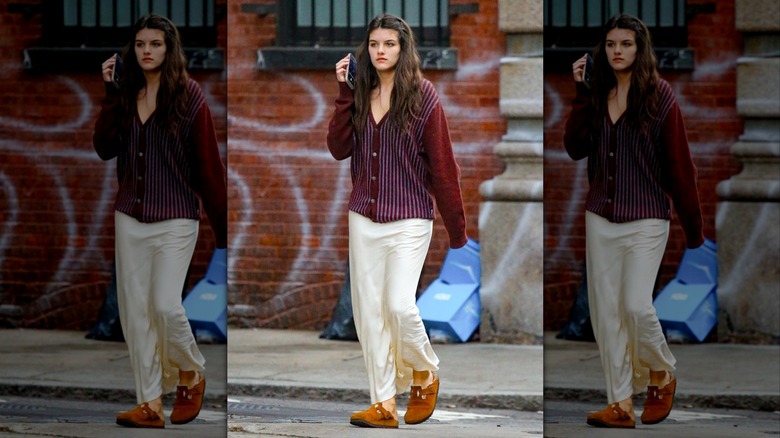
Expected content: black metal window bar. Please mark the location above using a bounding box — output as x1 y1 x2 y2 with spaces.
278 0 450 47
41 0 216 47
544 0 688 48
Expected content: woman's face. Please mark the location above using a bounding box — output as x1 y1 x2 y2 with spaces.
368 27 401 73
605 28 637 72
135 28 167 72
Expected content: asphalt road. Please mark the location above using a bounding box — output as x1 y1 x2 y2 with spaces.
543 399 780 438
0 395 226 437
227 395 544 437
4 394 776 437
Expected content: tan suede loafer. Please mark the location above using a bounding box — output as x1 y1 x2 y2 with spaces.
586 403 635 428
116 402 164 428
641 375 676 424
349 403 399 428
404 374 440 425
171 375 206 424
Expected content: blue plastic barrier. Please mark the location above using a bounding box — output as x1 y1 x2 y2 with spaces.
418 238 481 343
654 238 718 342
183 248 228 343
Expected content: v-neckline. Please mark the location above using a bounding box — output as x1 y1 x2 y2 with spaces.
608 110 625 126
370 109 388 128
608 85 628 126
136 108 155 126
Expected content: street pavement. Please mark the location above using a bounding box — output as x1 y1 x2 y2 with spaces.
0 329 226 405
226 328 544 411
544 332 780 412
227 396 543 437
0 395 226 438
0 329 226 437
1 328 778 437
544 400 780 437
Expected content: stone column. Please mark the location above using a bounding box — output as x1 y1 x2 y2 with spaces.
478 0 543 344
716 0 780 343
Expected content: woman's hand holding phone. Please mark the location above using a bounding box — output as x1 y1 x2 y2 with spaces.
572 54 588 84
335 54 351 83
101 55 117 83
573 54 593 89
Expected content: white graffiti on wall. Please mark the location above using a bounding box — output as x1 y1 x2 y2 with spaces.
542 54 773 292
0 77 93 133
0 74 226 295
0 172 20 285
228 55 503 297
0 76 100 289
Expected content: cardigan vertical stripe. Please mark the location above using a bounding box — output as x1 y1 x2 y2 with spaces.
93 79 227 248
327 79 467 249
564 79 704 248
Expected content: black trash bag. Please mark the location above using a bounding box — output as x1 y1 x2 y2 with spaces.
320 260 358 341
85 261 125 342
556 263 595 342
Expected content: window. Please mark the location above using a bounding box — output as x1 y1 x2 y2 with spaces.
260 0 466 70
278 0 449 48
19 0 223 71
46 0 216 47
544 0 694 70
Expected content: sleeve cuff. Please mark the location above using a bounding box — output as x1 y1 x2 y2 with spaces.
686 233 705 249
450 235 468 249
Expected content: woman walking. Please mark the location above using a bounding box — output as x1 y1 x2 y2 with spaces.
327 14 467 429
564 14 704 428
93 14 226 428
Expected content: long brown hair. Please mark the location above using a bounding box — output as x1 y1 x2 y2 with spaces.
353 14 423 136
591 14 660 131
119 14 189 131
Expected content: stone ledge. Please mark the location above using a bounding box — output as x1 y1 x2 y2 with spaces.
479 142 543 202
479 179 543 201
717 142 780 200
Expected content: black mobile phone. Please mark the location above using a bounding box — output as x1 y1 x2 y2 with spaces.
583 54 593 89
346 53 357 90
112 54 124 89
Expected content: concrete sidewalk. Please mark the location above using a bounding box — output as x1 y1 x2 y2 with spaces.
0 329 226 405
1 328 777 412
544 332 780 411
227 329 544 411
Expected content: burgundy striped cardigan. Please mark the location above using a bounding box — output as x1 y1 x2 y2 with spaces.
327 80 467 249
564 79 704 248
93 79 227 248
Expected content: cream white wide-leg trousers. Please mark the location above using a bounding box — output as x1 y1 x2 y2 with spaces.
115 211 206 404
348 211 439 403
585 211 676 404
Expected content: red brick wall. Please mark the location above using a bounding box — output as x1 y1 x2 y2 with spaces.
544 0 744 330
227 0 506 328
0 2 227 329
